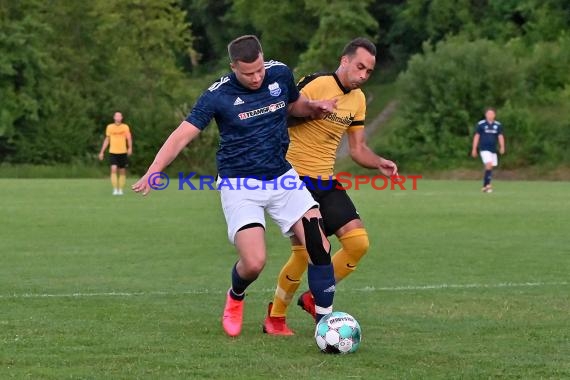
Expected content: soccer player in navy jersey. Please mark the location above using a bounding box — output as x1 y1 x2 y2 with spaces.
132 35 338 337
471 108 506 193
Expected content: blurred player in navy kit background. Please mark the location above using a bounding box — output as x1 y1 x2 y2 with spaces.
472 108 506 193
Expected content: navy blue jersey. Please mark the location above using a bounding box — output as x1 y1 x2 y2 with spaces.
475 119 503 153
186 61 300 178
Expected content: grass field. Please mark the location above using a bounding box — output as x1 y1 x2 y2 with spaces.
1 178 569 379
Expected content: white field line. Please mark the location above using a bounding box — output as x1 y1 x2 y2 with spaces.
0 281 567 300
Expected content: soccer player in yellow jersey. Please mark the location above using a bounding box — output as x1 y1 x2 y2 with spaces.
98 112 132 195
263 38 398 335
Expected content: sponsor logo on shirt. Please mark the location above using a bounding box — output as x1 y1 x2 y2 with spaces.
324 112 355 127
238 101 286 120
268 82 281 97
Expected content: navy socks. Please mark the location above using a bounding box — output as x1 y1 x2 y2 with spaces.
229 263 255 301
307 263 335 322
484 170 492 186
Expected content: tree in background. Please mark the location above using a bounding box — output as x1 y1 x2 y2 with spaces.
0 0 198 173
0 0 55 162
226 0 317 67
13 1 101 165
90 0 196 172
384 0 570 68
2 0 570 174
181 0 233 69
296 0 378 75
380 34 570 170
396 38 523 167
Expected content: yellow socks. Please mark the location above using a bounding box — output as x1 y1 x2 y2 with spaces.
118 174 126 190
111 173 118 189
332 228 369 282
270 228 370 318
270 245 309 317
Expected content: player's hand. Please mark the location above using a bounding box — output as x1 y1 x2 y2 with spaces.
98 152 104 161
471 150 478 158
312 98 337 119
378 158 398 177
499 147 505 155
132 173 152 196
127 149 133 157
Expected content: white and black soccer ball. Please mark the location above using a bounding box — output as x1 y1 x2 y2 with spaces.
314 311 361 354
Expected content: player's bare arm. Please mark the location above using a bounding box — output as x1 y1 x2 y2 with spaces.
471 133 480 158
127 133 133 156
98 137 109 161
132 121 201 195
347 129 398 176
288 94 337 119
498 134 505 154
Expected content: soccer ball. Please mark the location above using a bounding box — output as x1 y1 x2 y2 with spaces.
314 311 361 354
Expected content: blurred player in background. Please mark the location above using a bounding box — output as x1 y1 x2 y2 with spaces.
471 108 505 193
98 112 132 195
263 38 398 335
132 35 338 337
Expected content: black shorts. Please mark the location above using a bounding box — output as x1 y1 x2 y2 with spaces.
301 176 360 236
109 153 128 169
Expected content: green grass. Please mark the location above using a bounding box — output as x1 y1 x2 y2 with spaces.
1 179 569 379
0 163 108 178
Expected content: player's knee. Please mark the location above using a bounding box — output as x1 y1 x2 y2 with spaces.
290 235 302 246
340 229 370 261
302 217 331 265
241 257 265 277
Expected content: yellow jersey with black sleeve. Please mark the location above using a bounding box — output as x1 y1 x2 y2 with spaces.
287 72 365 178
105 123 131 154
